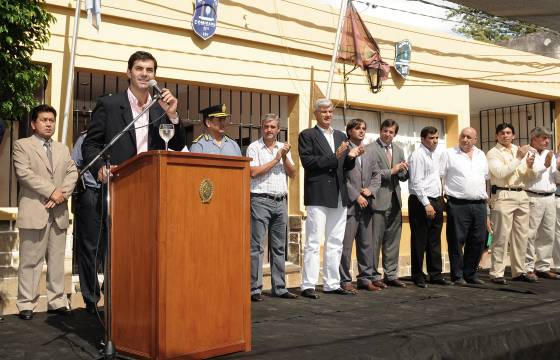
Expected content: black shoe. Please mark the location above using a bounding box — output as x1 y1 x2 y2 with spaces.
47 307 71 315
414 281 428 288
276 292 298 299
384 279 407 288
453 278 467 286
512 273 539 283
19 310 33 320
251 293 264 302
465 278 485 285
429 278 451 286
323 287 356 295
301 289 320 299
491 277 508 285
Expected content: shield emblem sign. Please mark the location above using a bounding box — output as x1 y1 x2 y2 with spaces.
193 0 219 40
394 40 412 79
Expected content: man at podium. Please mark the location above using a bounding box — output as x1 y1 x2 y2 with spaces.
82 50 185 183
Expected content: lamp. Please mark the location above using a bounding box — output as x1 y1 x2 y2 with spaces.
366 67 383 94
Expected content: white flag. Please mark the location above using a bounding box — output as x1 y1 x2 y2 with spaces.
86 0 102 30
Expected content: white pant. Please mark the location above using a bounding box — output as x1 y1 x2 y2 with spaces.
301 200 347 291
525 194 556 272
553 197 560 269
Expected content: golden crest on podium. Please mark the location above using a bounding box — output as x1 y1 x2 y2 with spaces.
199 178 214 203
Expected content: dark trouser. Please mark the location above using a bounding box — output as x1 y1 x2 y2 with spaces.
339 208 374 286
446 197 486 281
250 195 288 296
75 187 106 305
409 195 444 282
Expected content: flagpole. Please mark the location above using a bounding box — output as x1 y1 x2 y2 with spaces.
326 0 349 99
61 0 81 144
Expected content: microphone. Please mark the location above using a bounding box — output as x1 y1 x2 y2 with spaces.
148 79 164 97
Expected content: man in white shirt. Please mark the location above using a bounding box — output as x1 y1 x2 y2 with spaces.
408 126 449 288
524 127 560 280
440 128 489 285
246 114 297 301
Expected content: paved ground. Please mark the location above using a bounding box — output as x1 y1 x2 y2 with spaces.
2 271 560 360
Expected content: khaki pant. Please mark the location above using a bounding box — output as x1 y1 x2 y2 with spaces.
489 190 529 278
553 197 560 269
17 221 68 311
526 194 556 272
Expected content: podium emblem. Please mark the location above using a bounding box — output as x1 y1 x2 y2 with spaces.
199 178 214 203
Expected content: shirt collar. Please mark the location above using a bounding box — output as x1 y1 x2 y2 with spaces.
258 137 279 149
33 134 52 145
317 125 333 135
378 138 391 148
127 88 152 113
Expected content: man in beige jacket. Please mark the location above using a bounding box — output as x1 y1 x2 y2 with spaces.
487 123 535 285
13 104 77 320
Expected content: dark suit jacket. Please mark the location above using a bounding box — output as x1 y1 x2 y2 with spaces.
298 126 356 208
370 138 409 211
82 91 185 177
345 143 381 216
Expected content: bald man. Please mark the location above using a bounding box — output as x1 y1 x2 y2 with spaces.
440 128 489 285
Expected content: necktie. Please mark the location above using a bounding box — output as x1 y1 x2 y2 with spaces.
385 145 392 166
44 141 53 170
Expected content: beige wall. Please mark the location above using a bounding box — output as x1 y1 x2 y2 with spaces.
11 1 559 261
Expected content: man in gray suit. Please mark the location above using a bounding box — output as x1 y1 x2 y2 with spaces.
370 119 409 288
339 119 382 292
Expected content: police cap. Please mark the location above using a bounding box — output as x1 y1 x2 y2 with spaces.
199 104 229 119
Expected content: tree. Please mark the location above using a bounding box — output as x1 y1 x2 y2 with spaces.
0 0 55 124
447 6 541 43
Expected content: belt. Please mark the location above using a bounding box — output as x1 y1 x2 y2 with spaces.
85 186 102 193
447 196 486 205
428 196 442 201
556 194 560 198
526 190 554 197
495 186 524 192
251 193 287 201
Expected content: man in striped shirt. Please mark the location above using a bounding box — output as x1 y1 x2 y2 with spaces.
246 113 297 302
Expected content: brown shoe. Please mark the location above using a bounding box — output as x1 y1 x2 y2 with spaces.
357 282 382 291
341 282 359 294
372 280 388 289
385 279 407 288
535 270 560 280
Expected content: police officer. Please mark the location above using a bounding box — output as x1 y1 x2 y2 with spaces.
190 104 242 156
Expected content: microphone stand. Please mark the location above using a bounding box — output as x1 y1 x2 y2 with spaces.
80 94 161 360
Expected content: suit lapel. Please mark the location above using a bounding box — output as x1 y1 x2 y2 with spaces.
314 126 334 154
376 138 391 168
120 92 137 147
30 138 53 174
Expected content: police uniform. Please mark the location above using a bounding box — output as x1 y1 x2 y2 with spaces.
190 104 242 156
190 133 241 156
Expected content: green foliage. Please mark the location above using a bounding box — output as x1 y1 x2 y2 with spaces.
447 6 541 43
0 0 55 122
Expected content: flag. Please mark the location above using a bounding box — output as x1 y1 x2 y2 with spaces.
86 0 102 30
338 3 390 90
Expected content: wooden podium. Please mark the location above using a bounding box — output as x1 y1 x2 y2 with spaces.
110 151 252 359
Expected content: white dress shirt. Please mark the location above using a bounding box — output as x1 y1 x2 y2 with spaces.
318 126 335 153
408 144 442 206
526 149 559 193
440 146 489 200
246 138 294 195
